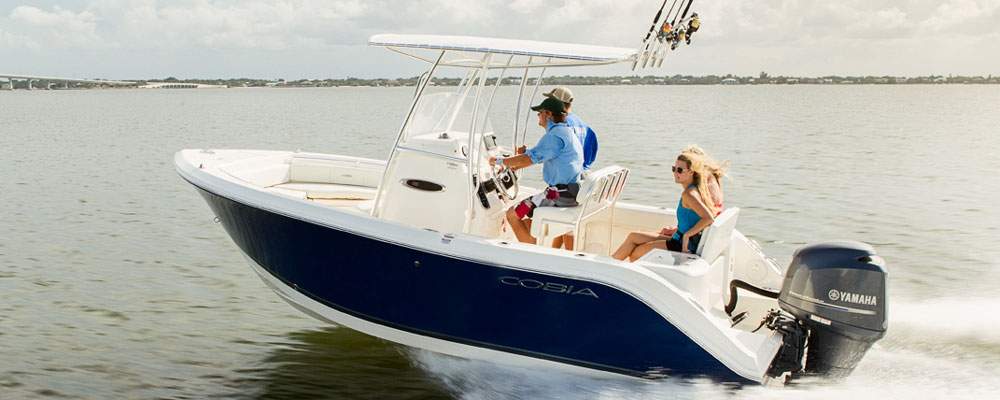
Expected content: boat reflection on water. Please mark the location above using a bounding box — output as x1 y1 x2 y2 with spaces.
247 327 752 400
243 327 454 399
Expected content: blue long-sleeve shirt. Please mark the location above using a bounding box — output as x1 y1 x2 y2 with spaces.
565 113 599 170
525 121 584 186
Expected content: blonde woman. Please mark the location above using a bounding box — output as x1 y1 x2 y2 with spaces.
612 152 718 261
682 145 727 214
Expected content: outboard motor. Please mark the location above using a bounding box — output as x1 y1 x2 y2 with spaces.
775 241 888 379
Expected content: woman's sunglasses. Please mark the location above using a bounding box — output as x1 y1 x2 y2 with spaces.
671 166 687 173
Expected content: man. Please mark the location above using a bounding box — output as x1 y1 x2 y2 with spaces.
542 87 599 173
543 87 599 250
489 97 583 244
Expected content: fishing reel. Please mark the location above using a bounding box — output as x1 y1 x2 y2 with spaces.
687 13 700 43
657 13 698 47
657 22 675 43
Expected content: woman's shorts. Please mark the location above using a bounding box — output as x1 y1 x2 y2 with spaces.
665 233 702 253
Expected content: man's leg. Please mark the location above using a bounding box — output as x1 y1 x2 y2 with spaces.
506 207 535 244
553 234 575 250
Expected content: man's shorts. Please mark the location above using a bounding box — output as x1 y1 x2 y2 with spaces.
513 183 580 219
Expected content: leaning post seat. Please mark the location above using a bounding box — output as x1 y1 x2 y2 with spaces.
696 207 740 264
697 207 740 307
529 166 630 253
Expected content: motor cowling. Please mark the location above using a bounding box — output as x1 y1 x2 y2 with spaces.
777 241 888 378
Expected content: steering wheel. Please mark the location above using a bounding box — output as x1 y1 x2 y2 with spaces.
490 147 519 200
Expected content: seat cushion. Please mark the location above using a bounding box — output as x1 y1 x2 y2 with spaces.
272 182 376 200
288 158 374 186
529 206 581 238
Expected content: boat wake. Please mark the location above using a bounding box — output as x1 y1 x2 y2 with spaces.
891 297 1000 344
406 348 735 399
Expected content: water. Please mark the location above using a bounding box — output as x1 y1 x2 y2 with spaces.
2 86 999 399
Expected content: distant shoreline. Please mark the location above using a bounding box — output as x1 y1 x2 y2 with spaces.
3 74 998 90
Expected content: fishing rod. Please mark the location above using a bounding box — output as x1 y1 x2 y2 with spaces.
642 0 672 44
670 0 697 64
644 0 688 67
633 0 673 70
680 0 695 19
634 0 699 70
649 0 688 67
673 0 693 26
657 0 697 67
645 0 683 68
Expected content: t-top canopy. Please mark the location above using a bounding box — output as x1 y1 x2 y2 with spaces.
369 34 637 67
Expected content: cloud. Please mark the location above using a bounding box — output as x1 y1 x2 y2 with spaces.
92 0 370 50
0 26 39 49
0 0 651 51
10 5 95 28
8 0 993 50
8 5 108 48
0 0 997 77
924 0 1000 33
508 0 543 14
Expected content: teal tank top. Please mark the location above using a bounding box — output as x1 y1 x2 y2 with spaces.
672 186 701 241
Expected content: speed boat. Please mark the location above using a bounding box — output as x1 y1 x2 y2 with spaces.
175 33 888 384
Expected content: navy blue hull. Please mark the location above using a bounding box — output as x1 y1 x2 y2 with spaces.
196 186 747 382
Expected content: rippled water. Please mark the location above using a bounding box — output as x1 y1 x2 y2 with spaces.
2 86 998 399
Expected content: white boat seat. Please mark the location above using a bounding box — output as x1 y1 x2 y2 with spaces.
638 208 740 267
638 208 740 310
288 157 380 187
696 207 740 264
697 207 740 309
271 182 376 200
529 166 629 251
223 163 290 187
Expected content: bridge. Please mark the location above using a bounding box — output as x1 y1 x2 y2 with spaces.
0 73 136 90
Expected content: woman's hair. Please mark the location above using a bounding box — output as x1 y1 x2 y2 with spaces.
682 144 729 184
677 152 719 216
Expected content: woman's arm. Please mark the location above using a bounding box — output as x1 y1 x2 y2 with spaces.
659 226 677 237
681 188 716 253
709 176 724 207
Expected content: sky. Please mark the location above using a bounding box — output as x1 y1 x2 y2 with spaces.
1 0 999 79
